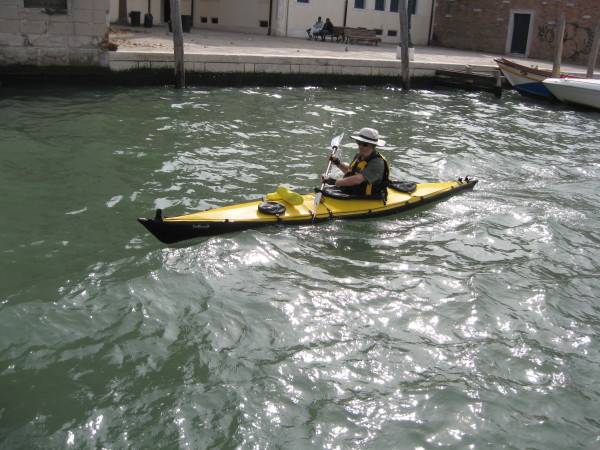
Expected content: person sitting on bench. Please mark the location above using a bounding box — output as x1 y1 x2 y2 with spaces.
316 18 334 40
306 17 324 39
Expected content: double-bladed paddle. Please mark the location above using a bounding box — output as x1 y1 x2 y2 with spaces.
313 133 344 219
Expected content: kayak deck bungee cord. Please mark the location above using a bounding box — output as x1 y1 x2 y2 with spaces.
137 177 478 244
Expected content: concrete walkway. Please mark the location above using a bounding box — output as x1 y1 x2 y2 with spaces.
108 25 588 77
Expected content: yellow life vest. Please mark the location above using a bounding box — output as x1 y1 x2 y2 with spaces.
345 151 390 196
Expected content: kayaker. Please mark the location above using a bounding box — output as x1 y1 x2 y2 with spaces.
322 127 389 197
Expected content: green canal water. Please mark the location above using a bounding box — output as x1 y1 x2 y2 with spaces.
1 84 599 448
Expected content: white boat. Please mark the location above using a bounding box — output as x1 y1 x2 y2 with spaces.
542 78 600 111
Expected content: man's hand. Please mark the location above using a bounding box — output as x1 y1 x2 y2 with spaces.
322 176 337 185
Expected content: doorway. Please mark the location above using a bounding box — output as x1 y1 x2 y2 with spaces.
163 0 171 23
506 10 534 55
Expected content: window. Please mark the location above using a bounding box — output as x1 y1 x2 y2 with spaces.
201 17 208 23
410 0 418 15
24 0 66 7
211 17 218 24
389 0 417 14
374 29 383 35
297 0 309 3
375 0 385 11
388 30 397 36
354 0 365 9
259 20 268 28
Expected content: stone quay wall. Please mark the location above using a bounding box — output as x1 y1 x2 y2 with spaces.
0 0 110 67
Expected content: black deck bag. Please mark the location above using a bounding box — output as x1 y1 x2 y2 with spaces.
388 181 417 193
258 201 286 215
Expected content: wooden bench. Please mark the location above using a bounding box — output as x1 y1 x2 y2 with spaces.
323 26 345 43
312 25 345 42
345 28 382 46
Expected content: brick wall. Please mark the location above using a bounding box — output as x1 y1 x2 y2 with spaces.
0 0 110 67
433 0 599 67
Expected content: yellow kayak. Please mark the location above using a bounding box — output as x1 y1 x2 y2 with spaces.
138 178 478 244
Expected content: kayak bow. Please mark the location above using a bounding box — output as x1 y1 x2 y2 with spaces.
137 178 478 244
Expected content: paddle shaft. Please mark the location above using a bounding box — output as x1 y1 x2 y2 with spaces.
319 145 340 190
313 133 344 219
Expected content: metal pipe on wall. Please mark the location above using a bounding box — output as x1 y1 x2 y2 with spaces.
343 0 348 27
268 0 273 35
428 0 435 46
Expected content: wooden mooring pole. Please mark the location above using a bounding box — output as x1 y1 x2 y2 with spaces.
587 22 600 78
170 0 185 89
398 0 410 90
551 13 565 78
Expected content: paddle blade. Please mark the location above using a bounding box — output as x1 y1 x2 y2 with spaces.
330 133 344 150
313 192 322 218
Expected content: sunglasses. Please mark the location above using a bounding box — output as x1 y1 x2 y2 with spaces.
356 141 371 147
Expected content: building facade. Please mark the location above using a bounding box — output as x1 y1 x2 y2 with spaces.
109 0 434 45
433 0 599 67
0 0 110 66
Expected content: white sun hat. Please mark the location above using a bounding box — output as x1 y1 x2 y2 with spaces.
350 127 386 146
